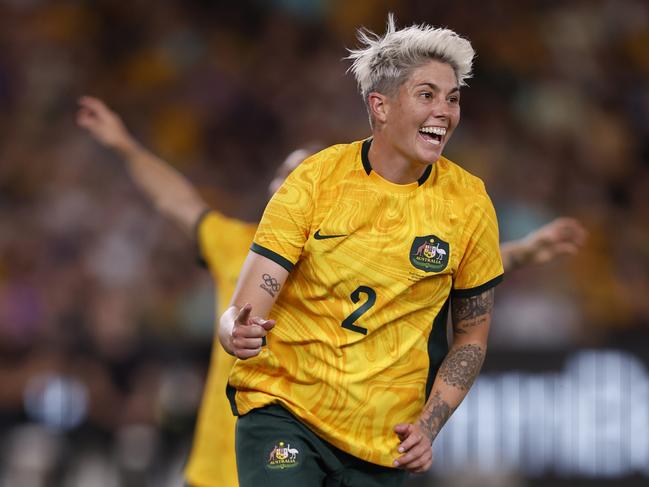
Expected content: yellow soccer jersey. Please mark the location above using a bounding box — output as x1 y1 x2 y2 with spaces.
227 139 504 467
185 210 257 487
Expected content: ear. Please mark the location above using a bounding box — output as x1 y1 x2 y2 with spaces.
367 92 389 125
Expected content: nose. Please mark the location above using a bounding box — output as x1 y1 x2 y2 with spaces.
432 97 450 120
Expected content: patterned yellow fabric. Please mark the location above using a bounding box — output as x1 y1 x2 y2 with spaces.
184 210 257 487
228 139 504 467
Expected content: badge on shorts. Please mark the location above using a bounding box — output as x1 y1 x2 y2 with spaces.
410 235 450 273
266 441 301 470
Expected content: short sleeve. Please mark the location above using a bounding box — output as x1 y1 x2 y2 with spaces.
452 182 504 297
251 158 319 272
196 209 256 272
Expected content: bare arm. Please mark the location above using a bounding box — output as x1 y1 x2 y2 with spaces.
77 96 208 236
393 288 494 473
218 251 290 358
500 217 587 272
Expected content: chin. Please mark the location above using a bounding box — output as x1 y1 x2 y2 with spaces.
417 147 442 165
413 138 443 164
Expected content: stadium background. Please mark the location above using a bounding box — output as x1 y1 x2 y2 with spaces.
0 0 648 486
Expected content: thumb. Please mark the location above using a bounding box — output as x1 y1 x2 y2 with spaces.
394 423 412 439
249 316 275 332
260 319 275 332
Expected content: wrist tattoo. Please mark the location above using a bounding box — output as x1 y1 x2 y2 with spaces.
418 390 453 444
259 273 280 298
439 343 484 390
451 289 493 334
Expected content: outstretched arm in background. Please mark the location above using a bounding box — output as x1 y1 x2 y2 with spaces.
500 217 587 272
76 96 208 236
393 288 494 473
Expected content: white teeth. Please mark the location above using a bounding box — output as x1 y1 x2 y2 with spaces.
420 126 447 136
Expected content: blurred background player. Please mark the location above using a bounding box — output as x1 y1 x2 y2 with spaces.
78 83 585 486
77 95 251 487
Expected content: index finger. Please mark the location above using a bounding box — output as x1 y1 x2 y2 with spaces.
236 303 252 325
396 427 421 454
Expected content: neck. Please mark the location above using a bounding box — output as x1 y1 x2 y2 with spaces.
367 136 431 185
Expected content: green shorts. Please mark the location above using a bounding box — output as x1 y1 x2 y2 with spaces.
235 404 407 487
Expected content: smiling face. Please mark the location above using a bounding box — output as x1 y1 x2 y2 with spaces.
378 59 461 166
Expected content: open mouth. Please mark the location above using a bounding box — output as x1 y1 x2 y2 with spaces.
419 126 446 146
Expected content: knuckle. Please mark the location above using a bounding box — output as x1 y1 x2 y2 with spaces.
408 458 421 468
401 454 413 464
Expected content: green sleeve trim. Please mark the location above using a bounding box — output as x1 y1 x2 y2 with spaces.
452 274 504 298
193 208 213 269
425 296 450 400
226 384 239 416
250 242 295 272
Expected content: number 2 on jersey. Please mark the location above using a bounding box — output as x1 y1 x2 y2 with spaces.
341 286 376 335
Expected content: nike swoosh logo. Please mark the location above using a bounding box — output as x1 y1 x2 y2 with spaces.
314 229 348 240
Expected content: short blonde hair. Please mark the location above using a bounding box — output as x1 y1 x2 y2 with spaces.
347 14 475 103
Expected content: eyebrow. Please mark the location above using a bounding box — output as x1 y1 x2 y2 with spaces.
415 82 460 94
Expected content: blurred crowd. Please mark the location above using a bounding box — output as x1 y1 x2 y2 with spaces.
0 0 647 486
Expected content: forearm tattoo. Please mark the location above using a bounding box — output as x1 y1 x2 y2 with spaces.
438 344 485 391
259 273 281 298
417 390 454 444
451 289 494 334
